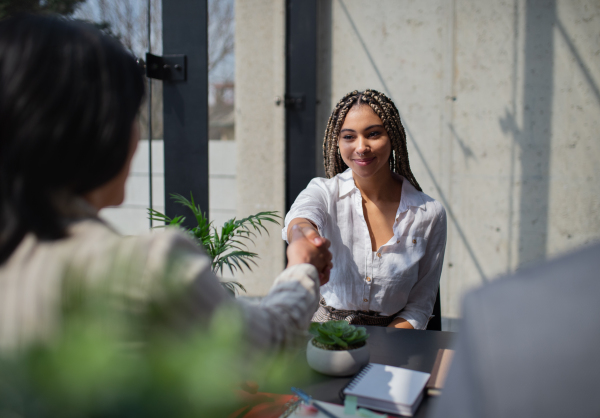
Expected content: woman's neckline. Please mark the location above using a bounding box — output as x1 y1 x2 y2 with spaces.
352 170 403 205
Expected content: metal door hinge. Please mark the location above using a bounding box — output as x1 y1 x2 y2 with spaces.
284 94 305 110
140 53 187 82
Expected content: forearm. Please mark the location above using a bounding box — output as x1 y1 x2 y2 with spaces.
238 264 320 349
388 318 415 329
287 218 319 243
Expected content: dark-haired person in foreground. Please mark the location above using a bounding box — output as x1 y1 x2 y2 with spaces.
431 243 600 418
0 14 332 351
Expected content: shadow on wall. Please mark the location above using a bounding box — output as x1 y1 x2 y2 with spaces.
554 18 600 108
501 0 600 270
499 0 554 272
515 0 554 268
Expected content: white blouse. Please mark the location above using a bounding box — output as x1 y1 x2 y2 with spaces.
282 169 447 330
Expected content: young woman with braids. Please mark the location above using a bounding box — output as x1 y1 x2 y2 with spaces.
283 89 447 329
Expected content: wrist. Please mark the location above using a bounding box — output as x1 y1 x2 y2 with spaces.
286 255 311 268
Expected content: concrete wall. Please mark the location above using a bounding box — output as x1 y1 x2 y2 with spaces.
234 0 287 295
315 0 600 326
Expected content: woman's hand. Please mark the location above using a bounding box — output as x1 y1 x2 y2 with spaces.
388 318 415 329
286 225 333 286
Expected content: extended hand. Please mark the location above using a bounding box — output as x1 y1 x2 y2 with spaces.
287 225 333 286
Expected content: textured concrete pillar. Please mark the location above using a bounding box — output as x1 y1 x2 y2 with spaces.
234 0 286 295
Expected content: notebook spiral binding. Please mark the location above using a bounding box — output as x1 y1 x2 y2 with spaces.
338 363 373 401
280 397 301 418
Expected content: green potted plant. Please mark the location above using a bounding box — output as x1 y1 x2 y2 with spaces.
149 193 280 295
306 321 370 376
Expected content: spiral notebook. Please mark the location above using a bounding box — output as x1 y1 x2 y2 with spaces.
343 363 431 416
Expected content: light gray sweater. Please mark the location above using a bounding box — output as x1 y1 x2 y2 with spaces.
0 200 319 351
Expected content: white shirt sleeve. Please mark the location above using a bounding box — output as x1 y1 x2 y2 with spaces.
396 204 447 329
282 178 330 243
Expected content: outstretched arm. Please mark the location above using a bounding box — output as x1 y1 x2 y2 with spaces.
240 225 333 348
146 227 332 351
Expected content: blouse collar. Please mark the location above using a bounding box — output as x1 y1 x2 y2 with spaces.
337 168 427 212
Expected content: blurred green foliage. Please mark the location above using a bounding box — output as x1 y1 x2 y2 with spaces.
0 274 310 417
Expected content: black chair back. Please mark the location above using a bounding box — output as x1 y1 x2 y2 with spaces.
426 288 442 331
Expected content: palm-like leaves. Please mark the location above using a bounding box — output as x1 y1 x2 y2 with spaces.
148 193 280 295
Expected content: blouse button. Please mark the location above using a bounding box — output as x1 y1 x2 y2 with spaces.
363 298 368 302
412 239 417 244
377 252 381 258
366 276 372 282
396 239 400 243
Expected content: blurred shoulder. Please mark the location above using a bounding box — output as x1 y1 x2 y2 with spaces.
126 226 211 276
465 242 600 315
71 220 212 286
132 226 204 254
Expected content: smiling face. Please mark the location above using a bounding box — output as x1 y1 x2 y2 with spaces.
338 104 392 180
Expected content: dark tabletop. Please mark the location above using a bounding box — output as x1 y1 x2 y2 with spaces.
300 326 456 418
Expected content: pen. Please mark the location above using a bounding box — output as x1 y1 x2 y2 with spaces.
291 387 339 418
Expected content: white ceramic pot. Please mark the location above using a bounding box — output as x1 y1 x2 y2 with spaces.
306 339 370 376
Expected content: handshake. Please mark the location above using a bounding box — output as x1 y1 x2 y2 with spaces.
286 225 333 286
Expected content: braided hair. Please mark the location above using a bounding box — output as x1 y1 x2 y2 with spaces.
322 89 422 191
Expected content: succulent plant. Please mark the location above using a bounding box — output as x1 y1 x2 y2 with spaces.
309 320 369 350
